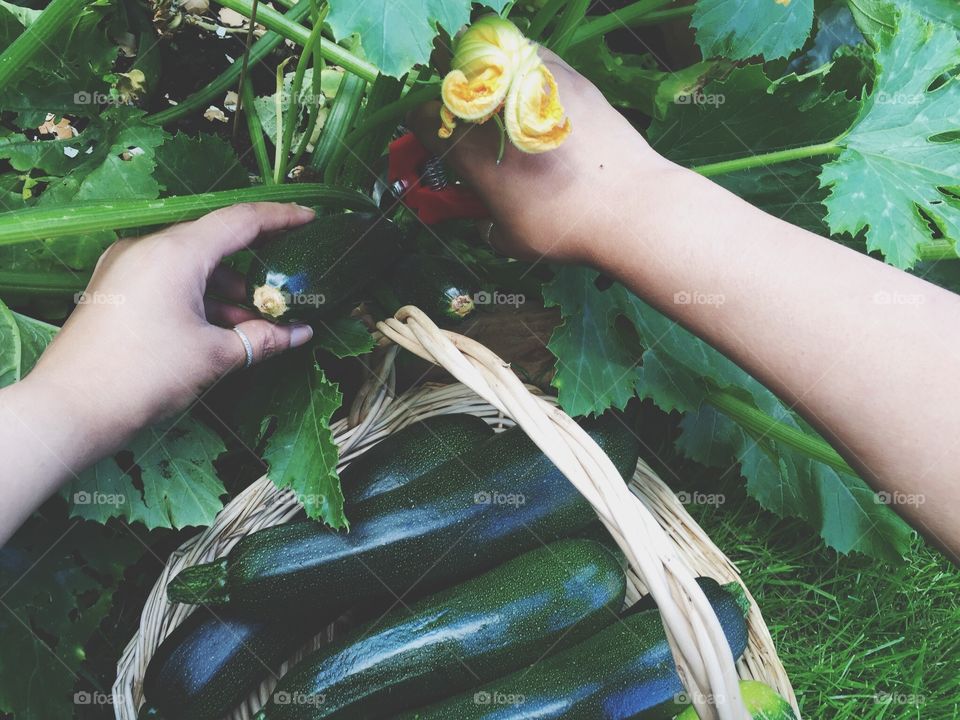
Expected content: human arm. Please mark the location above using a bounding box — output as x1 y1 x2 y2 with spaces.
410 56 960 560
0 202 316 545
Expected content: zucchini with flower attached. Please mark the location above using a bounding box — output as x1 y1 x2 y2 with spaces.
253 539 626 720
167 414 640 614
382 255 479 324
246 212 401 321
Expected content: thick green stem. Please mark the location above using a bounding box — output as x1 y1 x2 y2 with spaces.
637 5 695 25
216 0 380 82
0 185 372 246
570 0 675 46
547 0 591 55
692 142 843 178
0 270 89 295
241 78 273 184
278 13 326 182
528 0 567 40
342 83 441 148
706 389 856 476
0 0 86 93
148 1 312 125
918 240 959 261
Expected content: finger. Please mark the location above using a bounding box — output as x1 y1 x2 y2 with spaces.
207 264 248 303
177 202 315 269
204 298 261 327
225 319 313 368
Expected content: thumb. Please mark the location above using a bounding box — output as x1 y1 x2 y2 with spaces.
227 319 313 368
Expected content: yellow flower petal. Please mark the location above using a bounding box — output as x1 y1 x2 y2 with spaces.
441 15 527 122
438 105 457 139
504 51 571 154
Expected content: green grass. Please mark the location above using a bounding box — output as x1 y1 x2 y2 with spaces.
680 475 960 719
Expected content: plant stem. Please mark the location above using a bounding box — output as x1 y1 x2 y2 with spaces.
216 0 380 82
570 0 675 46
917 240 959 261
528 0 568 40
241 78 273 184
692 142 843 177
547 0 591 55
342 83 441 147
278 11 326 182
272 57 291 182
0 270 89 295
706 389 856 476
0 0 86 94
148 1 312 125
0 185 373 246
638 5 695 25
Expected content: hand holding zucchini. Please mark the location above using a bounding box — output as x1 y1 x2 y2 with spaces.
254 539 626 720
246 212 401 321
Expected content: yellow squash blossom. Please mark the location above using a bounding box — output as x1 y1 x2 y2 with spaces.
503 46 571 154
439 16 570 154
441 16 526 122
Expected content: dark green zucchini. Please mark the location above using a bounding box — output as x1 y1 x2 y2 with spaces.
254 539 626 720
384 255 479 324
677 681 798 720
167 414 640 615
142 414 491 720
138 608 319 720
246 212 400 321
401 577 749 720
341 413 493 506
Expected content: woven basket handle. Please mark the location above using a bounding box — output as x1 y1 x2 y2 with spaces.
377 306 749 720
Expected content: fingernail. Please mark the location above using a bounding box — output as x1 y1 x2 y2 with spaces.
294 204 316 215
290 324 313 348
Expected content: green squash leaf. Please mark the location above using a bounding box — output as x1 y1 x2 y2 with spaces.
543 266 914 560
692 0 815 61
256 353 346 527
0 516 142 720
648 65 859 235
154 133 250 196
327 0 511 78
63 415 228 529
846 0 959 41
314 315 375 359
821 11 960 268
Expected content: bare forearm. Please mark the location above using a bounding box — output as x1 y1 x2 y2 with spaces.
598 164 960 555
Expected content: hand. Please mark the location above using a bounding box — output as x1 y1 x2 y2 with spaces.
407 48 679 267
26 202 316 438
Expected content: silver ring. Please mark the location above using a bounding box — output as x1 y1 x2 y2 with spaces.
232 326 254 369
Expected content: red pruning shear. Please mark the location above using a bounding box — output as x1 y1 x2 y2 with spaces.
383 132 489 225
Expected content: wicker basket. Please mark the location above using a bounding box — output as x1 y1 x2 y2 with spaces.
113 307 800 720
